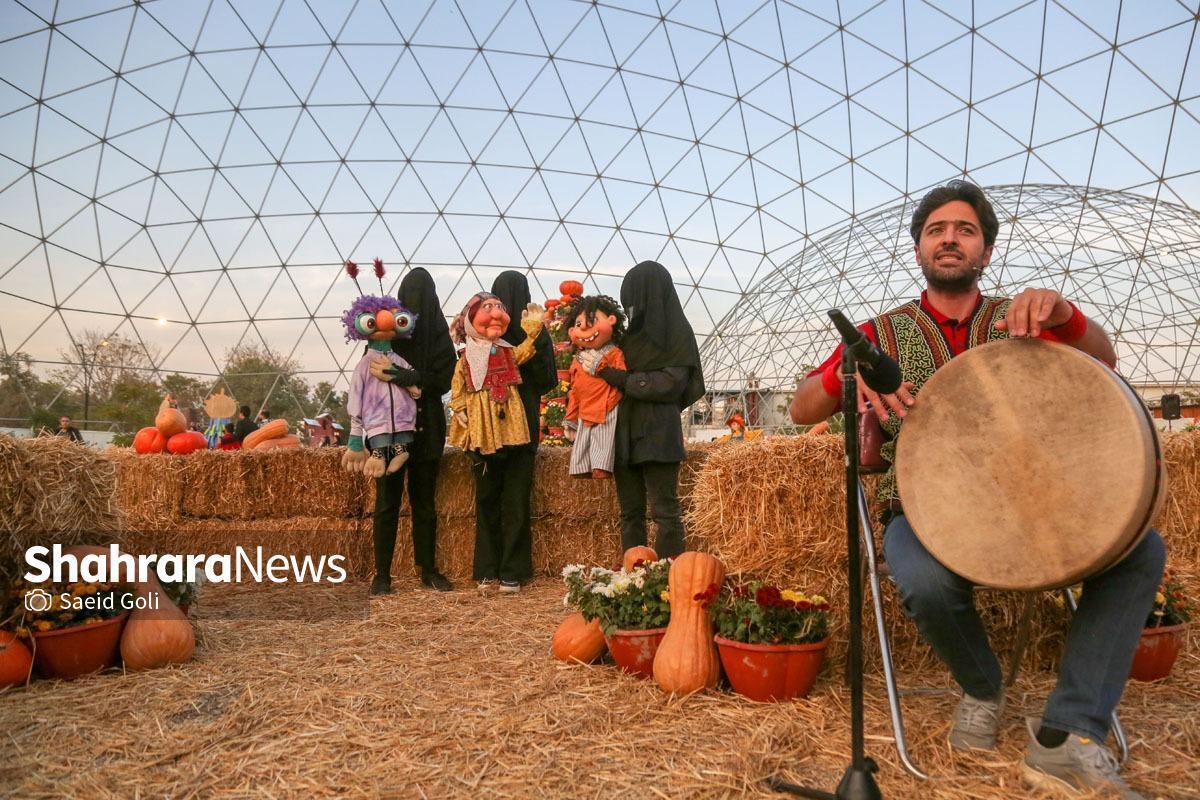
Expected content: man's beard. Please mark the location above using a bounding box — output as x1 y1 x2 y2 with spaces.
920 250 982 293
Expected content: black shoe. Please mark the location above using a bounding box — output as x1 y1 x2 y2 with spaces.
420 570 453 592
369 575 393 595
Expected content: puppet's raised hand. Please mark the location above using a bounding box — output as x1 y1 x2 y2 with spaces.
520 302 545 327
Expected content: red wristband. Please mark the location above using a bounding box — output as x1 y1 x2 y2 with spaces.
821 362 843 398
1042 301 1086 343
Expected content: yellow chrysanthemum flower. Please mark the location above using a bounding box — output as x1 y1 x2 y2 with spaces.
780 589 807 604
660 590 670 602
1155 592 1166 604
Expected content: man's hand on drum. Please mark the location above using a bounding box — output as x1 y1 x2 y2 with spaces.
858 371 916 422
994 287 1073 337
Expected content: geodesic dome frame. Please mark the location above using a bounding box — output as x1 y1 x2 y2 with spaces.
0 0 1197 421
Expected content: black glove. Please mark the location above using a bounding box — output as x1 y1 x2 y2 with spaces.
598 367 628 390
385 365 421 387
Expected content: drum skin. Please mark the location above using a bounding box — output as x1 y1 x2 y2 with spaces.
895 339 1165 591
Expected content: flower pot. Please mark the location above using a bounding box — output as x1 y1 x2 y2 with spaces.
178 602 191 617
605 627 667 678
715 635 828 701
548 426 565 437
556 369 570 382
1129 623 1186 682
31 612 129 680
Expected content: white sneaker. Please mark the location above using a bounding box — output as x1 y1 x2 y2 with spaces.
1021 718 1143 799
499 580 520 594
476 579 498 595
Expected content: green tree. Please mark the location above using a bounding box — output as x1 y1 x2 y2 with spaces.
221 344 312 423
94 375 164 434
0 351 70 421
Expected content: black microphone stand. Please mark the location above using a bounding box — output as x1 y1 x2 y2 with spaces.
766 317 882 800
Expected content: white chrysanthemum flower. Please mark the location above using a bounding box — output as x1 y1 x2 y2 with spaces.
561 564 583 579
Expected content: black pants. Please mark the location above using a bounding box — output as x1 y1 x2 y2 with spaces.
372 457 441 576
471 447 535 582
614 460 685 558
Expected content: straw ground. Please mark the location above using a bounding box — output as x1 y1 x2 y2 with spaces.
2 578 1195 799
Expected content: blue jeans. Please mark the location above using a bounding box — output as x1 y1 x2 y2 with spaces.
883 514 1165 741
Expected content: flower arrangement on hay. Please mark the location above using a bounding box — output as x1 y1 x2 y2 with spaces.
713 581 831 646
712 580 833 701
1149 570 1193 628
562 559 671 636
5 575 133 633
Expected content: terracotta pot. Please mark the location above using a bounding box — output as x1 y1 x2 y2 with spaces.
31 612 129 680
556 369 570 382
715 635 828 701
178 602 191 617
1129 623 1186 682
605 627 667 678
548 426 565 437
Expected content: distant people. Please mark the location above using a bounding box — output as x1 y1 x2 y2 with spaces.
726 412 746 440
218 423 240 450
256 409 272 424
56 416 83 443
233 405 258 442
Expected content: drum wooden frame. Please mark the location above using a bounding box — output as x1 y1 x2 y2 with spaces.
895 339 1165 591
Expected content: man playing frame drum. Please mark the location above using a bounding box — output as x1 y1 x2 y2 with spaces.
790 181 1164 799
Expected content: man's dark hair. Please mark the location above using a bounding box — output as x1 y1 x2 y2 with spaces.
261 409 271 419
910 180 999 248
561 295 627 343
239 404 251 418
224 423 234 433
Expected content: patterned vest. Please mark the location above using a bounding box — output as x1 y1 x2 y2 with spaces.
875 296 1012 504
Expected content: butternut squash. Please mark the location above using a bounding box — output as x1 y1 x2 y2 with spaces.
120 573 195 671
155 394 187 437
242 418 288 450
652 551 725 694
622 545 658 572
254 434 300 450
550 612 606 664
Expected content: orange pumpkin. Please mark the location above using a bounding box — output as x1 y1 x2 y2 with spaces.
622 545 658 572
652 551 725 694
559 280 584 297
133 426 166 454
544 298 560 309
255 434 300 450
167 430 207 455
155 395 187 437
120 574 195 671
242 418 288 450
551 612 606 664
0 631 32 689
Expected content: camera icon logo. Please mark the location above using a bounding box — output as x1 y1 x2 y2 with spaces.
24 588 53 613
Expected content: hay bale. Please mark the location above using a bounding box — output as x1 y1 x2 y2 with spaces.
108 449 186 530
685 435 1106 672
0 434 121 591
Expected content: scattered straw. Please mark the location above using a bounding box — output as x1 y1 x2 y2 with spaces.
0 579 1194 799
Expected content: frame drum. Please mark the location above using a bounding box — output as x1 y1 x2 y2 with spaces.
895 339 1165 591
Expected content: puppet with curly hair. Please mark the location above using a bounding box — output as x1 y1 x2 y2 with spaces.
562 294 627 478
340 259 421 478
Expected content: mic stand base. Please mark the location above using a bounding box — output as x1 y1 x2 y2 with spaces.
765 758 882 800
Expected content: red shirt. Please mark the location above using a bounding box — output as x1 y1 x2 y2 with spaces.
808 291 1084 380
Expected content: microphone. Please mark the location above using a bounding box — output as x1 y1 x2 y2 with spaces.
827 309 903 394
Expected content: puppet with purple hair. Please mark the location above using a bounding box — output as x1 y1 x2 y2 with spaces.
340 259 421 478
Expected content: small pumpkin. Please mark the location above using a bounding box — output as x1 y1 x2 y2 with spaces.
120 574 195 671
0 631 33 689
559 280 584 297
622 545 658 572
155 395 187 437
242 418 288 450
255 434 301 451
652 551 726 695
167 430 208 455
133 426 167 454
551 612 606 664
544 298 560 309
